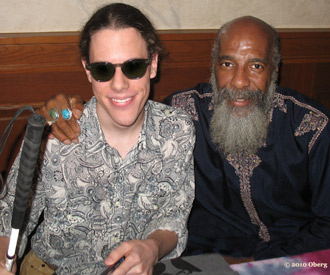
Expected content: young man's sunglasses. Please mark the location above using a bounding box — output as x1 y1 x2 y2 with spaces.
86 59 150 82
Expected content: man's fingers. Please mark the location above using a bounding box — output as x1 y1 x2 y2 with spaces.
70 95 84 120
37 94 71 122
57 108 80 140
51 120 77 144
36 94 81 143
49 124 72 145
62 116 80 142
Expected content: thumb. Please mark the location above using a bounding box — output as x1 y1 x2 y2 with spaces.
72 109 83 120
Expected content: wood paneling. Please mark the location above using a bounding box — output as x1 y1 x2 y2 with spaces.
1 29 330 178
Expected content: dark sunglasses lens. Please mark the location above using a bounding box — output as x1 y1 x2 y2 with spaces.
122 60 149 79
91 63 115 81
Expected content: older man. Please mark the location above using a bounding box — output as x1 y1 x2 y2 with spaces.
36 16 330 262
164 16 330 261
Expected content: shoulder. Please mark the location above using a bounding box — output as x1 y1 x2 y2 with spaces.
146 100 195 139
163 83 213 121
78 97 100 129
273 86 329 121
273 86 329 151
81 96 97 118
164 82 213 105
274 87 329 115
70 96 104 145
147 100 193 121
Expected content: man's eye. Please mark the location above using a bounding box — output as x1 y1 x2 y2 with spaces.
251 64 264 70
220 62 232 67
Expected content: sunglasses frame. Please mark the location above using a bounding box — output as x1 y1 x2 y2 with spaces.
85 58 150 82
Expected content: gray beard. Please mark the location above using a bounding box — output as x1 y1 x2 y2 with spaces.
210 75 276 156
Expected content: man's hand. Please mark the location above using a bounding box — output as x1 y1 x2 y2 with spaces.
36 94 84 145
0 262 15 275
105 239 158 275
0 237 16 275
105 230 177 275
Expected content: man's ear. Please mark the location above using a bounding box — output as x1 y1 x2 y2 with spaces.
149 53 158 79
82 59 92 83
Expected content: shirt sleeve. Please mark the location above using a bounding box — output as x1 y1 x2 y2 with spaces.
141 109 196 259
254 122 330 260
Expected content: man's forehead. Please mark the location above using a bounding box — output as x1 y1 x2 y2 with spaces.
219 20 273 59
222 18 273 45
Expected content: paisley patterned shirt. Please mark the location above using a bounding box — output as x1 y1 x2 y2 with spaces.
0 97 195 271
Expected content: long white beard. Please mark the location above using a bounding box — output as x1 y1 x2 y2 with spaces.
210 76 276 156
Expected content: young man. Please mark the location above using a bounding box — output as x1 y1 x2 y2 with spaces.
44 16 330 263
0 4 195 274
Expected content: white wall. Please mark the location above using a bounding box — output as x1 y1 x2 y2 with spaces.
1 0 330 33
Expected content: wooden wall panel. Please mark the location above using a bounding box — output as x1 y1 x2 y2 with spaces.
314 63 330 108
152 31 215 101
0 29 330 179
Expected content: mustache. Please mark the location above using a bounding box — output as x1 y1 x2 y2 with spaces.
215 87 264 105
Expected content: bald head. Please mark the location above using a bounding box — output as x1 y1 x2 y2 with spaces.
213 16 281 71
221 16 275 37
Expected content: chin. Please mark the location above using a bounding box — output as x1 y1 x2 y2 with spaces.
228 103 254 117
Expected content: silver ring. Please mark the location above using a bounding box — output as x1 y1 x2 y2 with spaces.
62 108 72 120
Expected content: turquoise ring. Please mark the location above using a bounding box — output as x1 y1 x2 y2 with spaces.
49 108 60 121
62 108 72 120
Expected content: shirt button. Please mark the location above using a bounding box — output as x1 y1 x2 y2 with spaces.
164 109 171 116
115 216 122 222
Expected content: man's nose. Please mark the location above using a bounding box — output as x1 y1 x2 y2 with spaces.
230 67 250 90
110 68 129 92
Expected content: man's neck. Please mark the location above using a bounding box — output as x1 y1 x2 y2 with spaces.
97 109 145 160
